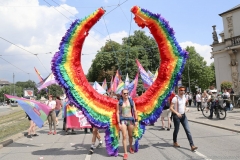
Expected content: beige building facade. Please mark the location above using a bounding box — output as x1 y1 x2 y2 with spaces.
211 4 240 94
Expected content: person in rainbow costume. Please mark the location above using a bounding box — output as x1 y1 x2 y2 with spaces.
51 6 189 157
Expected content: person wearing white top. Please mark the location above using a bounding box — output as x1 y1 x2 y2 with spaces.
196 92 202 111
46 95 57 135
222 89 230 110
170 86 198 151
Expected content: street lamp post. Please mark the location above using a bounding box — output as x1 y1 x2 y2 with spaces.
188 64 191 93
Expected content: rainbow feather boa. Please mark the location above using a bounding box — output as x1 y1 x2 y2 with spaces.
51 6 188 156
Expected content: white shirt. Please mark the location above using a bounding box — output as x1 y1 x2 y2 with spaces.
222 92 230 98
46 100 56 109
196 94 201 102
171 95 186 114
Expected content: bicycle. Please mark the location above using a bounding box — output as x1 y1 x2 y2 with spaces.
202 98 227 120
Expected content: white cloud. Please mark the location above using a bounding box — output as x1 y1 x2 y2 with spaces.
179 41 213 65
60 0 67 3
0 0 128 83
0 0 78 82
104 0 109 3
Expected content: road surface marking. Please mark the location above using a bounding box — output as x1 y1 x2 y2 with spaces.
195 151 212 160
85 154 91 160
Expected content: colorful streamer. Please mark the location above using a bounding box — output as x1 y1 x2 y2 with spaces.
51 6 188 156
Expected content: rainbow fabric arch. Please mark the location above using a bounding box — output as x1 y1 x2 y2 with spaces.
51 6 188 156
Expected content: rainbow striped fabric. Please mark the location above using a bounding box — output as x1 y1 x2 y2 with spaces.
51 6 188 156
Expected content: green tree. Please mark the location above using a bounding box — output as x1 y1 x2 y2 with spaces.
87 30 160 94
181 46 215 92
221 81 232 90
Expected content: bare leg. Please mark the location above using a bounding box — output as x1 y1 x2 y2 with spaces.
161 117 165 128
127 124 134 149
48 112 52 132
121 123 128 154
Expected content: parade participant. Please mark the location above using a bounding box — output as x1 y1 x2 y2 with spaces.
26 113 38 138
46 95 57 135
116 89 138 160
55 96 62 126
160 96 172 131
88 93 108 154
170 86 198 151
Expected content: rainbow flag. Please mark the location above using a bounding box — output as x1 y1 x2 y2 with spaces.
102 78 107 90
66 105 91 129
5 94 51 128
113 70 121 92
116 80 125 94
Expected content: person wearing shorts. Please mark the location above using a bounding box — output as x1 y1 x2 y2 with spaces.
160 96 172 131
116 89 138 160
55 96 62 126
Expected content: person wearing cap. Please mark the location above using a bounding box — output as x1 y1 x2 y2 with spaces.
170 86 198 151
46 95 57 135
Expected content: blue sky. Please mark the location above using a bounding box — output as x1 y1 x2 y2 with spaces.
0 0 239 83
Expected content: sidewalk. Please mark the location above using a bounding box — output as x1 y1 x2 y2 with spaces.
186 106 240 133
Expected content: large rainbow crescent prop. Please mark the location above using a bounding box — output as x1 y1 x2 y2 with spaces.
51 6 188 156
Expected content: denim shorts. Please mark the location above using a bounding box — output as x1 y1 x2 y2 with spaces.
55 110 60 117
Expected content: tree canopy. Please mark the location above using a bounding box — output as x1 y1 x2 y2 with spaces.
87 30 160 94
87 31 216 94
181 46 216 92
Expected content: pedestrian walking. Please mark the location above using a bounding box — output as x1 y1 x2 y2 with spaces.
170 86 198 151
188 93 193 107
193 93 196 107
196 92 202 111
88 93 109 154
116 89 138 160
55 96 62 126
160 96 172 131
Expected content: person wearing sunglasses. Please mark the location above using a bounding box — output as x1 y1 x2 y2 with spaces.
116 89 138 160
170 86 198 152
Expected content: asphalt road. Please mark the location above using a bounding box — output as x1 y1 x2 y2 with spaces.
0 119 240 160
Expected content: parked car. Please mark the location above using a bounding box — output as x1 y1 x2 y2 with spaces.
10 100 18 107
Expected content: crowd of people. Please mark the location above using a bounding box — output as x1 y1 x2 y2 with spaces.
24 86 207 160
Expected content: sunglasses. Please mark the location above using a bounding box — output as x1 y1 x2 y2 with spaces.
179 90 185 91
123 93 129 95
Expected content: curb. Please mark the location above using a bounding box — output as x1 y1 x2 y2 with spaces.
0 131 28 149
0 121 49 149
188 119 240 133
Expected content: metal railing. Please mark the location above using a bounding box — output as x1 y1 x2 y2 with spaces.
231 36 240 46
